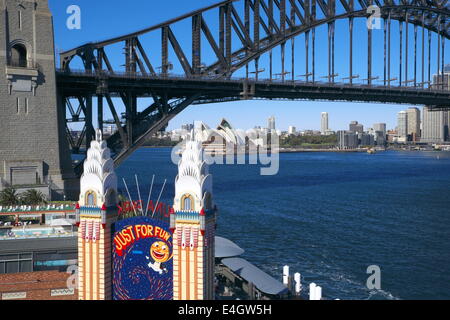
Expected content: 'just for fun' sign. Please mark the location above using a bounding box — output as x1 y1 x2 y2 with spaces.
112 216 173 300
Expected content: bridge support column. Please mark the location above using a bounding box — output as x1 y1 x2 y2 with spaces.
0 0 79 200
98 96 104 134
126 94 137 147
85 95 94 151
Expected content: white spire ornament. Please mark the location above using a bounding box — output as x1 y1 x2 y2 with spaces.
79 129 118 209
173 137 212 213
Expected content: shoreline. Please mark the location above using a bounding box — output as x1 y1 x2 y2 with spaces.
279 148 366 153
139 146 448 154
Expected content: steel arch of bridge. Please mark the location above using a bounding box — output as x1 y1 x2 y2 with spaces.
56 0 450 173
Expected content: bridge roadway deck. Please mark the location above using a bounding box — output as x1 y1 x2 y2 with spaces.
56 71 450 107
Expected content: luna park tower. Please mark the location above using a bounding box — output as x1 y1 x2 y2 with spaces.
170 136 218 300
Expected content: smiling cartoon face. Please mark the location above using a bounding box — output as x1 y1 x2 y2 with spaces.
150 241 170 263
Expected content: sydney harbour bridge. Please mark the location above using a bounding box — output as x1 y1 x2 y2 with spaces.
56 0 450 174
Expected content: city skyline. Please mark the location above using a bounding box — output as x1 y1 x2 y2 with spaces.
106 103 450 142
167 102 412 133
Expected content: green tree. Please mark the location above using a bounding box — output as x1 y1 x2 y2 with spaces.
20 189 48 205
281 134 338 148
0 187 20 206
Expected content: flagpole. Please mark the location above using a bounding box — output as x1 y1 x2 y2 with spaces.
135 174 144 215
152 179 167 218
145 174 155 216
122 178 137 216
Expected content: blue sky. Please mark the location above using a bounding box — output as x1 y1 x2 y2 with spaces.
49 0 449 131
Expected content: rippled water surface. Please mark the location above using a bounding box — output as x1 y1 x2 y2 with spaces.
116 148 450 300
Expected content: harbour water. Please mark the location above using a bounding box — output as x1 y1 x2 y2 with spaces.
116 148 450 300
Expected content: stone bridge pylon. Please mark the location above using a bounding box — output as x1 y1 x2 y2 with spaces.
0 0 78 200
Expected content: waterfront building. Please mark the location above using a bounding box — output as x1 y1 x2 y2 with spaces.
338 131 358 149
349 121 364 134
103 125 117 137
406 107 421 142
193 119 256 154
76 130 118 300
387 130 397 143
301 130 321 136
358 133 375 146
0 209 78 300
373 123 387 137
422 106 448 143
181 124 195 131
171 133 182 142
321 112 329 135
397 111 408 143
171 137 217 300
374 131 386 146
0 238 77 299
268 116 276 132
432 64 450 90
422 66 450 143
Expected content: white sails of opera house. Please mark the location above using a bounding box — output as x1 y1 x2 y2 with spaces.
180 119 269 155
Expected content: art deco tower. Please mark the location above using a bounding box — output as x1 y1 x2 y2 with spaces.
171 137 217 300
76 130 118 300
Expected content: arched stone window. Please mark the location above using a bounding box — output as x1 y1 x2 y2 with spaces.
85 191 97 206
10 43 27 67
181 194 194 211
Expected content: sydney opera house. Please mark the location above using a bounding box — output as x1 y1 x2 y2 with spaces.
189 119 267 155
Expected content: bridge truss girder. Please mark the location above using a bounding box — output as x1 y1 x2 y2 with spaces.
60 0 450 81
57 0 450 174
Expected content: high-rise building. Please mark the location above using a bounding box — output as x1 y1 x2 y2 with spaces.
422 66 450 143
406 107 421 141
337 131 358 149
422 106 448 143
387 130 398 143
432 64 450 90
349 121 364 134
181 123 194 131
397 111 408 142
321 112 329 135
358 133 375 146
374 131 386 146
373 123 387 137
268 116 276 131
288 126 297 135
373 123 387 145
